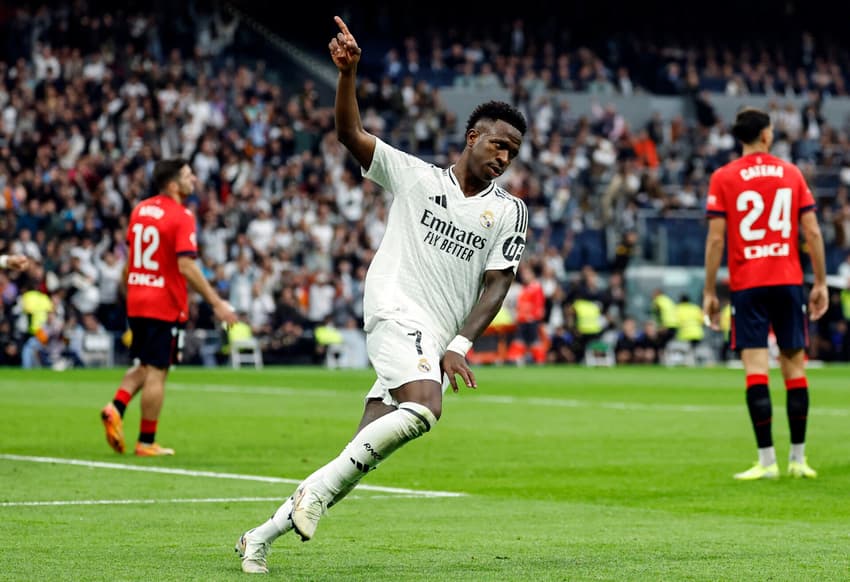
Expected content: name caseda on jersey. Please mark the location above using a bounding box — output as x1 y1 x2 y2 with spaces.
420 208 487 262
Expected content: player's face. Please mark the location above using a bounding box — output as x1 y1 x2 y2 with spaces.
177 165 197 196
468 120 523 181
763 124 774 150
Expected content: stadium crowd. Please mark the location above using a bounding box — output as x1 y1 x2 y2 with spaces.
2 2 850 369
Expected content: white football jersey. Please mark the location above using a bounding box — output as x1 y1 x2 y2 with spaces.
362 137 528 348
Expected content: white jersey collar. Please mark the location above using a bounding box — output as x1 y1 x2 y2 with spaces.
448 165 495 198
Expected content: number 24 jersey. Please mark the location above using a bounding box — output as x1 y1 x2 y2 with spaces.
706 152 816 291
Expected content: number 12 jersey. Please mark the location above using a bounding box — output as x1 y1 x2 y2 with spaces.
706 152 816 291
126 194 198 322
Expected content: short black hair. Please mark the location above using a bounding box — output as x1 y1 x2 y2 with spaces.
731 107 771 145
465 100 527 135
152 158 189 193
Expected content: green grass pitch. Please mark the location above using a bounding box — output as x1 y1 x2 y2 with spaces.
1 365 848 581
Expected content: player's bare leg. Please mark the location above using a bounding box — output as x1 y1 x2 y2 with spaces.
779 349 816 478
120 363 148 399
134 366 174 456
734 348 778 480
355 398 398 433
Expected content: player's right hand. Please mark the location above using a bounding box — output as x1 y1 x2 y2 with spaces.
215 300 238 327
702 291 720 330
808 283 828 321
329 16 361 72
441 351 477 392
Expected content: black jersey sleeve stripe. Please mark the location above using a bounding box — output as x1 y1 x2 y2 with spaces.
514 197 528 233
511 198 521 231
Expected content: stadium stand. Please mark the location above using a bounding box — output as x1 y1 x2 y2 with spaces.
2 0 850 368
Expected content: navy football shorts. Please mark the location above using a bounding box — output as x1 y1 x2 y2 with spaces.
729 285 807 351
128 317 185 369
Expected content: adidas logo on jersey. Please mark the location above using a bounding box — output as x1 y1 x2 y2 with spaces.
429 194 447 208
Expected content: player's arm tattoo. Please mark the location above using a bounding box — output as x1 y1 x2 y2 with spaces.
457 268 515 341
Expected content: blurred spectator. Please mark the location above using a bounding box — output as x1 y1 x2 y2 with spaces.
611 230 638 274
65 312 106 368
601 270 627 324
615 317 640 364
635 320 662 364
227 253 256 314
0 318 22 366
95 248 126 331
547 324 577 364
651 288 678 349
18 277 55 369
568 288 605 363
674 294 705 347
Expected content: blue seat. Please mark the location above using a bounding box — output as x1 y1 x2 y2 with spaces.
565 229 608 270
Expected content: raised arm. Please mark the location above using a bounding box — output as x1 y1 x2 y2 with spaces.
441 268 516 392
329 16 376 170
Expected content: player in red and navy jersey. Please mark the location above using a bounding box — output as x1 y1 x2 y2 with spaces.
100 158 237 457
703 107 828 480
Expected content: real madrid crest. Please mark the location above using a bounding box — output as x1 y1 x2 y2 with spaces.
479 210 495 229
418 358 431 372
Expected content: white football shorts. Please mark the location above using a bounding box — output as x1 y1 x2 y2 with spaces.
365 318 448 406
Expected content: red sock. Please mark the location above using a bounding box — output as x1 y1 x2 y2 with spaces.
746 374 769 388
139 418 158 444
112 389 132 416
785 377 807 390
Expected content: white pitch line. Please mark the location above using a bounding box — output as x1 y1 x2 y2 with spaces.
0 493 442 508
0 454 466 498
0 496 283 507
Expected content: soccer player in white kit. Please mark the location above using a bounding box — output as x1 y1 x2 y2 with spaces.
236 16 529 574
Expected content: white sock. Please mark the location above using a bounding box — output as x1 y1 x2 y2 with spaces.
789 443 806 463
251 496 294 543
758 446 777 467
303 402 437 502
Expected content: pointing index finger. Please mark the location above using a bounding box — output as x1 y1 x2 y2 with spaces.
334 16 351 36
